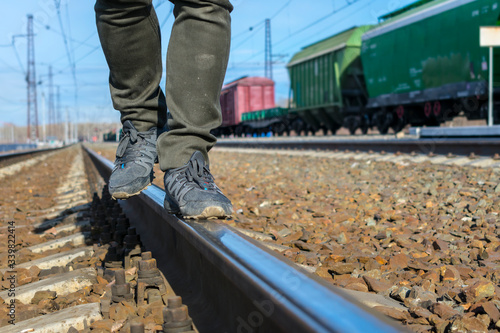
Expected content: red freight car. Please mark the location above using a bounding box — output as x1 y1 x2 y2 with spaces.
220 76 275 128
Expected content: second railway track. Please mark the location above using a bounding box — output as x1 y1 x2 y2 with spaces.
216 136 500 158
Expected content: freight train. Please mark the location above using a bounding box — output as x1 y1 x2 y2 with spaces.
215 0 500 136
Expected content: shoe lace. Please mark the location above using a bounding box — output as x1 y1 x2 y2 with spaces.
168 157 218 199
116 126 152 164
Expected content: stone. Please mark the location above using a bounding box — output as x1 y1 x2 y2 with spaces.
464 280 496 303
455 266 474 280
432 239 449 251
144 300 164 325
421 271 440 284
328 262 358 275
28 265 41 278
440 266 462 285
482 301 500 323
110 301 136 321
427 314 445 327
362 269 382 280
390 253 409 270
407 324 433 333
337 232 348 244
37 299 60 314
90 319 114 331
92 284 105 296
405 286 437 308
16 304 39 322
409 306 433 319
363 276 392 293
345 282 369 293
470 240 484 249
31 290 57 304
390 286 411 302
373 305 409 321
450 316 488 333
17 268 34 286
477 314 490 328
315 266 333 280
293 240 316 252
408 316 430 326
429 302 459 320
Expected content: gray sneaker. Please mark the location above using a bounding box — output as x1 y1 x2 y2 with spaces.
163 151 233 219
109 120 157 199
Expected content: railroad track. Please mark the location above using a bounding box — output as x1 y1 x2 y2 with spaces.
0 144 405 332
0 146 65 170
216 136 500 158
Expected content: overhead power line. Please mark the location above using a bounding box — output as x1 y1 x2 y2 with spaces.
231 0 292 42
235 0 362 66
54 0 75 75
54 0 79 125
274 0 361 48
269 0 293 20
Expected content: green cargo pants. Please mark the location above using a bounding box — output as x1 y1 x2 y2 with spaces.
95 0 232 170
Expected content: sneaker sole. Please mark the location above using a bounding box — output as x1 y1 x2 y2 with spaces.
111 183 151 200
184 206 232 220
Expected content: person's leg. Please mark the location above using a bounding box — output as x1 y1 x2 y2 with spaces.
157 0 232 170
95 0 167 132
95 0 167 199
161 0 233 218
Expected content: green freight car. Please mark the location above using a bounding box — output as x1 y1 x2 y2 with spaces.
361 0 500 133
287 26 373 134
239 107 289 136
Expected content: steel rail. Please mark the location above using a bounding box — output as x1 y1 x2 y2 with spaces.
84 145 408 333
216 137 500 157
0 146 66 163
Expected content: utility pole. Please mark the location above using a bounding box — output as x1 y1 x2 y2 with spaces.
56 85 61 138
48 65 55 137
480 27 500 126
264 18 272 80
26 14 39 142
41 92 46 142
64 108 69 144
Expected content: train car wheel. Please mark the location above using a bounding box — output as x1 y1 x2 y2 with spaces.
433 101 441 117
274 122 286 136
396 105 405 119
234 125 243 137
291 119 303 136
377 122 389 135
424 102 432 118
360 114 370 135
348 124 358 135
375 112 390 135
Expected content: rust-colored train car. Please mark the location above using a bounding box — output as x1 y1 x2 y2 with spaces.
220 76 275 129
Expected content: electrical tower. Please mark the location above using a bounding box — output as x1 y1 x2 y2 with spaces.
26 14 39 142
56 86 60 125
264 18 272 80
48 65 55 137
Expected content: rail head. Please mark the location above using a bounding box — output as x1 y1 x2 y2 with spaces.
84 145 408 333
0 145 69 162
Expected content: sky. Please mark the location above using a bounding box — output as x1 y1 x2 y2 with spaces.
0 0 418 127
